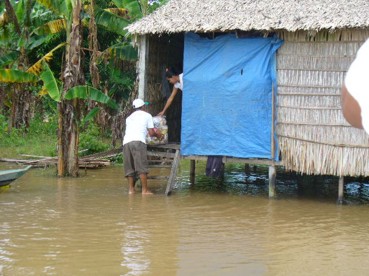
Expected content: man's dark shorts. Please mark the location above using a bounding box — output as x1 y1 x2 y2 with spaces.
123 141 148 177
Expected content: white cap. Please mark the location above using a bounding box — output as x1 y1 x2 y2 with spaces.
132 99 145 108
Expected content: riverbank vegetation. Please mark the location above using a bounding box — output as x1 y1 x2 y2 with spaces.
0 0 167 172
0 113 111 159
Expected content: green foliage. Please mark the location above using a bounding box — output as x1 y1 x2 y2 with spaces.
40 60 61 101
94 7 130 36
98 61 135 102
64 85 118 109
35 0 71 18
0 115 114 158
0 69 38 83
0 51 19 67
104 43 138 61
0 115 59 157
79 123 110 155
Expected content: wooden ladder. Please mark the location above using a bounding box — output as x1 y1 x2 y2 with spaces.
147 144 181 196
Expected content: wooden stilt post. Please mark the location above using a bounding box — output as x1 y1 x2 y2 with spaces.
269 165 276 198
190 160 195 185
138 35 148 99
269 83 277 198
337 176 344 204
165 149 180 196
244 164 250 174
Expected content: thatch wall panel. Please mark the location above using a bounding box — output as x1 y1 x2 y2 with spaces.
277 124 369 146
278 55 353 71
276 30 369 43
278 108 347 126
278 86 339 94
278 41 364 56
278 94 341 108
276 30 369 176
278 70 345 88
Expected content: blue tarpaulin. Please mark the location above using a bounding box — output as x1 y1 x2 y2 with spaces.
181 33 283 159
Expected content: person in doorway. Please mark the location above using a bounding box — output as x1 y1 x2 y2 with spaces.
123 98 163 195
158 66 183 116
341 38 369 134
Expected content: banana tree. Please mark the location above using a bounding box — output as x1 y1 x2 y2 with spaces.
0 0 34 130
35 0 165 176
39 60 117 176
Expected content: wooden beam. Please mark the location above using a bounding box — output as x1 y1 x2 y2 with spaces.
183 155 282 166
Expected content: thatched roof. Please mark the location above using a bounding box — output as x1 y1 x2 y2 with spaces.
127 0 369 35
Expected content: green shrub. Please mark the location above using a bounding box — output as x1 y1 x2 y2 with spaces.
79 123 110 156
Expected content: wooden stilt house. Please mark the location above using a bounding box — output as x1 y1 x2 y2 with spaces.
126 0 369 197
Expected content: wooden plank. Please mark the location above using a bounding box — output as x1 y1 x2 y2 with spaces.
147 151 176 158
182 156 282 166
148 143 180 150
149 165 172 168
148 175 169 180
165 149 181 196
148 159 173 164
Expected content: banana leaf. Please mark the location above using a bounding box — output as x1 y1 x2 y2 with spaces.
36 0 71 17
33 19 67 35
0 51 19 67
39 61 61 102
80 107 100 126
0 69 38 83
65 85 118 109
113 0 142 20
105 43 137 61
95 8 130 36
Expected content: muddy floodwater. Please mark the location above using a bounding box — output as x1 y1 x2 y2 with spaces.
1 162 369 275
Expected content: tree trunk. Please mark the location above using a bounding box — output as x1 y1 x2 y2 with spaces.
5 0 33 130
58 0 83 177
10 84 33 130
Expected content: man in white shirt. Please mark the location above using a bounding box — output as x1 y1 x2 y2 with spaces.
123 99 163 194
342 39 369 134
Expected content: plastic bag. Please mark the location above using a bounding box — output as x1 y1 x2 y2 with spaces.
146 116 168 145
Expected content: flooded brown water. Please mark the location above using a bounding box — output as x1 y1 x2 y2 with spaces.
1 162 369 275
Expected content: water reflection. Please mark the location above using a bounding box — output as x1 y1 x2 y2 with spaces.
177 162 369 204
